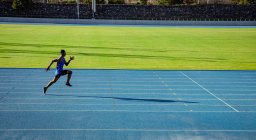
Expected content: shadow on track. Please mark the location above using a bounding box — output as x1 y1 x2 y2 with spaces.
46 94 198 104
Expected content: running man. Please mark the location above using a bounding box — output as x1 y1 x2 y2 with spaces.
44 50 74 94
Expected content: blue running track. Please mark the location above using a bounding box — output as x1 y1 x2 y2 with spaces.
0 69 256 140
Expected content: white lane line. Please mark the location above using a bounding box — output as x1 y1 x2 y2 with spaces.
1 92 256 96
0 87 176 91
0 72 237 74
0 72 255 76
1 76 256 80
0 92 176 95
0 80 185 83
2 91 256 95
1 83 255 88
3 98 256 100
0 97 211 100
1 81 256 84
1 75 255 78
1 76 255 79
0 129 255 132
1 73 255 76
0 84 173 87
1 103 255 106
0 103 256 107
1 87 256 91
0 87 176 90
0 74 251 77
2 86 256 90
181 72 239 112
154 73 172 90
0 110 255 112
1 78 256 81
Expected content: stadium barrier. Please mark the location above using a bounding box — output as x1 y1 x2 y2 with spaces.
0 17 256 26
0 2 256 21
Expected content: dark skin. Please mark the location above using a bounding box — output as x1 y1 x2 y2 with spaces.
44 52 74 93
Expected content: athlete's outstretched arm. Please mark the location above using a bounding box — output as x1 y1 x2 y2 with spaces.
46 59 58 71
65 56 74 66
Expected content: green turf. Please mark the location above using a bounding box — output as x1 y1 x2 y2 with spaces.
0 24 255 70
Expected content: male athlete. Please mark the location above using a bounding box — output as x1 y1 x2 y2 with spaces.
43 50 74 94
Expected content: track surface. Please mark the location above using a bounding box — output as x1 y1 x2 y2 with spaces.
0 69 256 140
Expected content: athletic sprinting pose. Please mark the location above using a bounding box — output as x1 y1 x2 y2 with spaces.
44 50 74 94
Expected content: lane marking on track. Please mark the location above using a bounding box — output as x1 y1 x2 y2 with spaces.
1 83 256 88
0 103 255 106
0 110 255 112
0 71 255 76
180 72 239 112
0 129 255 132
2 97 256 100
1 78 256 81
1 81 256 84
155 72 189 106
0 98 228 100
1 91 256 95
1 76 256 80
1 87 256 91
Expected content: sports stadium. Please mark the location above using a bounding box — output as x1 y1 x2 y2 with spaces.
0 0 256 139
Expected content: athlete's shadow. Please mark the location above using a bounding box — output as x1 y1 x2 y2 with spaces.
46 94 198 104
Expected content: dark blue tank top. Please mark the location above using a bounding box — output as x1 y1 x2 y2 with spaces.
55 57 65 75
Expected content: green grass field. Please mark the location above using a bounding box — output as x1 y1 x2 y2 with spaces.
0 24 255 70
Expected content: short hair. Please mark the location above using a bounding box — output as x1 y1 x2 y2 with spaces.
60 50 66 53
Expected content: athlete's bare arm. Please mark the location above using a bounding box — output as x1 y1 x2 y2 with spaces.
65 56 74 66
46 57 62 71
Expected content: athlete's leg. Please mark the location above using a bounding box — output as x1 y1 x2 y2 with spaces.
44 76 59 94
66 70 72 86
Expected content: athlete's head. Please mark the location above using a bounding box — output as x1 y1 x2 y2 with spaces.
60 50 66 57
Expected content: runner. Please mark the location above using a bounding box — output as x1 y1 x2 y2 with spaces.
43 50 74 94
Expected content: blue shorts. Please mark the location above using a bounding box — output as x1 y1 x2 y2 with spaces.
55 70 68 78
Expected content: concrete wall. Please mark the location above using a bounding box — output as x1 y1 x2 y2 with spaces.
0 17 255 26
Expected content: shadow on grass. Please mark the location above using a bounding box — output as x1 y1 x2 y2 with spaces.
0 41 198 53
1 42 255 63
0 48 228 62
46 93 198 104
